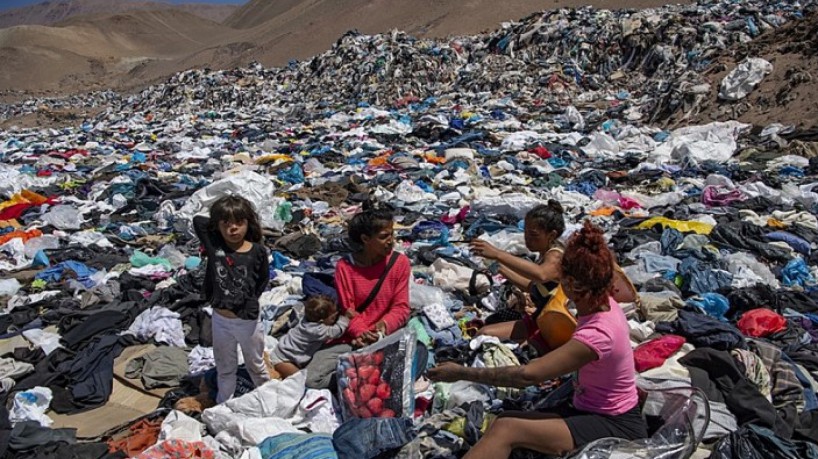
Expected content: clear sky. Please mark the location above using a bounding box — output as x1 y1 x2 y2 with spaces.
1 0 246 10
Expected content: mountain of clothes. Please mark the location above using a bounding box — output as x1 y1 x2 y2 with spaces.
1 0 818 457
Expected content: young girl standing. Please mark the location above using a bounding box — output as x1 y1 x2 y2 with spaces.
193 195 271 403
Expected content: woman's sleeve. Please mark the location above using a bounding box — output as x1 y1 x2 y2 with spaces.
335 262 366 338
379 255 411 334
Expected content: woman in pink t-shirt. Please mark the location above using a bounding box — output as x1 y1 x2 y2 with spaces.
429 221 647 457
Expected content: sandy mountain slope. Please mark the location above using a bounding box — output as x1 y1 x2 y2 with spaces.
0 0 237 28
0 9 235 92
228 0 690 66
1 0 688 95
662 14 818 131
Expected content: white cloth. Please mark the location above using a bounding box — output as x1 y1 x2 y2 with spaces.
422 303 455 330
628 320 656 343
22 329 62 355
188 345 216 375
290 389 341 434
160 410 205 442
0 357 34 380
125 306 186 348
68 230 113 248
203 372 306 449
650 121 749 164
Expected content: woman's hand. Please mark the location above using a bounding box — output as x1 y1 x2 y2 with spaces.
374 320 387 335
427 362 467 383
471 240 502 260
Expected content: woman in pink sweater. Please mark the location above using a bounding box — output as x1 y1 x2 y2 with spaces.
429 221 647 457
304 203 412 388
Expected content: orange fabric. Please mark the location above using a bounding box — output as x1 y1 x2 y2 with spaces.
590 207 617 216
368 153 392 167
424 153 446 164
0 229 42 246
535 285 577 350
767 218 787 229
108 418 163 456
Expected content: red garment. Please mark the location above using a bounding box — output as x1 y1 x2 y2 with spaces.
440 206 470 225
0 203 35 221
334 251 411 342
529 145 552 159
738 308 787 338
633 334 686 372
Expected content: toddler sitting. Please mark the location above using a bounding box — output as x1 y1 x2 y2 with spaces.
270 295 350 379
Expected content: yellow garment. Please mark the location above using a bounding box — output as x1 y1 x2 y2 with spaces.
0 190 48 212
445 413 497 438
255 154 293 165
636 217 713 235
653 177 676 191
535 285 578 351
767 218 788 229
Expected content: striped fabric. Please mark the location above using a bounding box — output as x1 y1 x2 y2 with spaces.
258 433 338 459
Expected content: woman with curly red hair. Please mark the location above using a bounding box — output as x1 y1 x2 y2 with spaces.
428 221 647 457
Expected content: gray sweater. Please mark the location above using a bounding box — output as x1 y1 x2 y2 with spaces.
273 315 349 367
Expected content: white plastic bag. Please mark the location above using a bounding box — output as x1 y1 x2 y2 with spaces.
178 170 284 231
472 193 543 219
409 283 446 311
23 235 60 259
719 58 773 101
10 387 53 427
430 258 491 295
477 230 530 256
0 278 21 297
41 205 83 230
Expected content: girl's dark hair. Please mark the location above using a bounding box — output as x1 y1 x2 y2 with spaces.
348 199 394 244
209 195 263 243
525 199 565 236
562 220 614 300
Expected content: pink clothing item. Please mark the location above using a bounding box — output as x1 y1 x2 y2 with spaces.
702 185 746 207
572 298 639 416
334 251 411 343
617 196 642 210
633 334 686 372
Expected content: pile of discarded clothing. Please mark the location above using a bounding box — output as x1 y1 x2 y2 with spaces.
0 0 818 458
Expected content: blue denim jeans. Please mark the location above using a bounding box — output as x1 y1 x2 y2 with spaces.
333 417 416 459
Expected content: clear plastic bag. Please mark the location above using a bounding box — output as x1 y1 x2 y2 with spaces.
410 283 446 311
570 385 710 459
41 205 83 230
337 328 417 420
